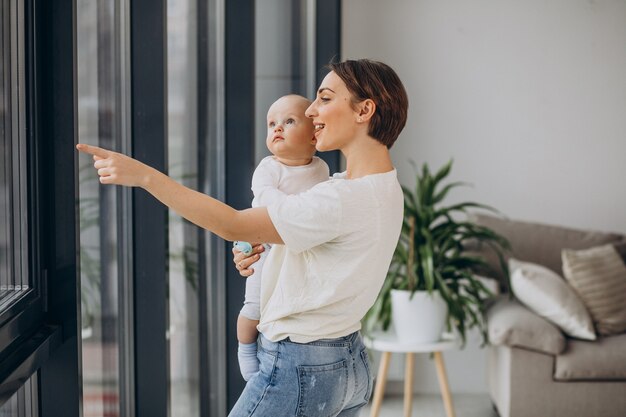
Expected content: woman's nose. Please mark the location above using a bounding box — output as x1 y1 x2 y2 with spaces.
305 102 317 118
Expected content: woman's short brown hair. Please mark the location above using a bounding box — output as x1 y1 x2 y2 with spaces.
328 59 408 148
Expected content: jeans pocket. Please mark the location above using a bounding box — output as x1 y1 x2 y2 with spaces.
296 359 348 417
360 349 373 402
257 345 278 380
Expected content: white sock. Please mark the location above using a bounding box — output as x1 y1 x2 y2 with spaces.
237 342 259 381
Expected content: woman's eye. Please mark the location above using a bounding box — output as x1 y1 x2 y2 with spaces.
320 97 330 102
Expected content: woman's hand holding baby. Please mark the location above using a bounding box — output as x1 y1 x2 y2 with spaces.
232 244 264 277
76 144 155 188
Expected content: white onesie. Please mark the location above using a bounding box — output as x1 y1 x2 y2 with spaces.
239 155 329 321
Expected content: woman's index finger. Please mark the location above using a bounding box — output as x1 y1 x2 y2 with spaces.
76 143 111 158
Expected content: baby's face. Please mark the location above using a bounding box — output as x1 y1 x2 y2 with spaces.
266 96 316 162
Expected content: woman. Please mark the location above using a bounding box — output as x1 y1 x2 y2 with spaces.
77 59 409 416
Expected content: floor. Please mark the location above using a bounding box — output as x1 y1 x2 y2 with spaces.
360 393 499 417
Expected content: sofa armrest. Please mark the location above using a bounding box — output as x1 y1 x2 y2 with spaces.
487 295 566 355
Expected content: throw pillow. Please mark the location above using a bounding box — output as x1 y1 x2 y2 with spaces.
509 258 596 340
562 244 626 336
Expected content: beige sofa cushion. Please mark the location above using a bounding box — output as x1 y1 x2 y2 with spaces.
468 214 626 291
509 259 595 340
487 296 566 355
555 333 626 381
562 244 626 336
614 240 626 261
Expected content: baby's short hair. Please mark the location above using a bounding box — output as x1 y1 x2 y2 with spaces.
273 94 312 114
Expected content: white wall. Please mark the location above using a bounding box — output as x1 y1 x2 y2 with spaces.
343 0 626 393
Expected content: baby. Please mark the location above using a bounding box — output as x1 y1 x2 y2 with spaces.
236 94 330 380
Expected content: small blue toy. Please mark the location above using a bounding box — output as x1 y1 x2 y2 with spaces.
233 241 253 256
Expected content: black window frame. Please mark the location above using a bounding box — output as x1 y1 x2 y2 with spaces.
0 0 42 341
0 0 31 316
1 0 77 413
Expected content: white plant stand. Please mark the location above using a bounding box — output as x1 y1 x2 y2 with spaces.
364 330 459 417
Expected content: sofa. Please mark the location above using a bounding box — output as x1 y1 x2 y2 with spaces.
469 214 626 417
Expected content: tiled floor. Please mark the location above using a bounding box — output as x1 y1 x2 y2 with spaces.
360 393 499 417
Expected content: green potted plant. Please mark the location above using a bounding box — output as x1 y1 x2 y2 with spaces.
364 160 510 346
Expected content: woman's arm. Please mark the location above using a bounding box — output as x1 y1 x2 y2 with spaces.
77 144 283 244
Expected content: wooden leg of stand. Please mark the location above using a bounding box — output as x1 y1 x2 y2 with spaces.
404 352 415 417
370 351 392 417
434 351 456 417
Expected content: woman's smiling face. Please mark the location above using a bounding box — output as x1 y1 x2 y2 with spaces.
306 71 362 152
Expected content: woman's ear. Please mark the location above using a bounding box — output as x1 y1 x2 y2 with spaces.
356 99 376 123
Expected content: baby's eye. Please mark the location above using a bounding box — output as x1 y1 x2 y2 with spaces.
268 121 275 128
286 118 295 124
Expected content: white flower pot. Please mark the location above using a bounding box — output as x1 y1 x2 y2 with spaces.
390 289 448 344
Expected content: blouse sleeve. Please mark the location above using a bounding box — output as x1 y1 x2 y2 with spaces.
266 182 342 254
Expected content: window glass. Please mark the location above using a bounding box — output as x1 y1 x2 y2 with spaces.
0 0 29 312
0 0 10 301
254 0 315 164
167 0 200 415
0 374 38 417
77 1 125 415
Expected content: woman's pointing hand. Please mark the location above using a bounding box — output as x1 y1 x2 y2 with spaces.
76 143 154 188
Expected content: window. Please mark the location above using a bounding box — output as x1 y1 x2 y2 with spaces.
0 0 29 313
254 0 317 164
1 0 340 414
0 375 38 417
76 1 131 416
0 1 69 413
167 0 200 415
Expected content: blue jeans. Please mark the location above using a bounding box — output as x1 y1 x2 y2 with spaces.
229 331 373 417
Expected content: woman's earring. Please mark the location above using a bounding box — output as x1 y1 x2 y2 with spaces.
357 118 362 122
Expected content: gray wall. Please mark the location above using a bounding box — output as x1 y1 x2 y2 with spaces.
255 0 296 164
342 0 626 393
255 0 315 165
